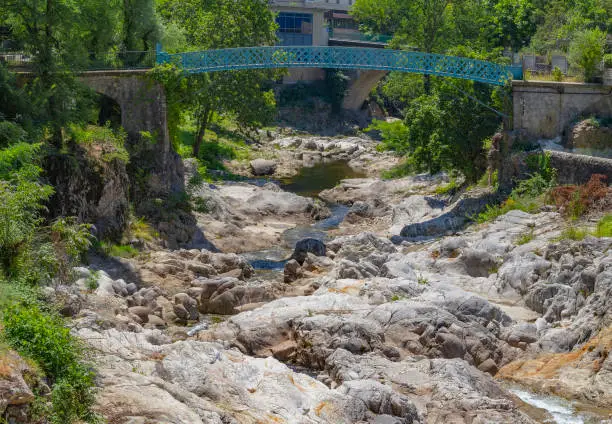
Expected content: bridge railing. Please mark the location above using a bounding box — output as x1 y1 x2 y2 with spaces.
0 50 155 71
157 46 523 86
328 29 393 45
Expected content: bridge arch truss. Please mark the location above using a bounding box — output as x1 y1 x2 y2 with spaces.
157 46 522 86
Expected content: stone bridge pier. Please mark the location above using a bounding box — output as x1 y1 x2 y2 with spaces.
78 71 184 198
342 70 388 110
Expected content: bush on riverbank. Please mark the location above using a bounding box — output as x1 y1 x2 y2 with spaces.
3 304 100 423
477 154 557 223
0 140 99 423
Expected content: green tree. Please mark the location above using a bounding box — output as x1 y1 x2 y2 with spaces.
529 0 610 53
352 0 465 92
376 76 502 182
352 0 460 53
155 0 279 157
0 143 53 279
492 0 538 50
0 0 115 145
122 0 160 51
569 28 606 81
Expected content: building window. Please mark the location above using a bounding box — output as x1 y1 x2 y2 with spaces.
276 12 313 46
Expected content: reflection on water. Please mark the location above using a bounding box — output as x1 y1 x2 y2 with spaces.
241 248 289 271
280 160 366 197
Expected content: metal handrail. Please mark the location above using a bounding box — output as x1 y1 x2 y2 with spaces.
0 50 155 71
158 46 522 85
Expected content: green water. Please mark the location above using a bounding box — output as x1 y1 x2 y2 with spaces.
280 161 365 197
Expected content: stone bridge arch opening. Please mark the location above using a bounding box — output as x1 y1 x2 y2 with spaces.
97 93 122 128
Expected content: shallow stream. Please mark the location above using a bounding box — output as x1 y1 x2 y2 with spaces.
509 387 592 424
241 161 364 271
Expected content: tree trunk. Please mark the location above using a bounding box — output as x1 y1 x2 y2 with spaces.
423 74 431 95
193 107 212 158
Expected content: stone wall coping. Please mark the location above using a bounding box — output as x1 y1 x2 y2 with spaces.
512 80 612 94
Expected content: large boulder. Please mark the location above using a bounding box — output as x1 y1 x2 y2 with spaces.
249 159 277 176
197 277 281 315
291 238 326 265
567 118 612 151
0 350 36 420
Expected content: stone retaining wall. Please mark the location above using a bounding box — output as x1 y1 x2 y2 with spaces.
547 150 612 185
513 81 612 140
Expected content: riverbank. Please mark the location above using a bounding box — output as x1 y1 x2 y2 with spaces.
28 131 612 423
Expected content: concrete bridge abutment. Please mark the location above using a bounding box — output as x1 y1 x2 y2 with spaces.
342 70 388 111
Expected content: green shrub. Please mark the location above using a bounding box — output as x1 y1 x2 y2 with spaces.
552 66 563 82
603 54 612 68
0 121 27 148
69 124 129 164
324 69 349 114
555 226 589 241
595 214 612 237
370 119 410 154
569 28 606 82
99 241 139 258
278 81 328 107
2 305 99 424
128 217 158 242
381 161 413 179
515 229 535 245
0 144 54 280
525 152 556 183
476 171 554 223
85 271 99 291
435 178 459 195
48 217 93 282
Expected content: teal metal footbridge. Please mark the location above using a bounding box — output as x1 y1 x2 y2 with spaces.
156 45 523 86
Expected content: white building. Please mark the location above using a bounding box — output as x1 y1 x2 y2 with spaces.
269 0 365 81
269 0 358 46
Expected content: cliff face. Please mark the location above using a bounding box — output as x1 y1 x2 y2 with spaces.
44 142 130 241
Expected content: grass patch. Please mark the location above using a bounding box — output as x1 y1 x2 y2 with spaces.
382 161 413 179
68 123 129 164
98 241 139 258
552 215 612 242
435 178 459 195
595 214 612 237
417 274 429 285
477 195 544 223
515 229 535 245
476 164 556 223
174 115 254 181
84 271 99 292
128 217 158 242
554 226 590 241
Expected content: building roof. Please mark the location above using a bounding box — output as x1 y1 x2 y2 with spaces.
269 0 352 12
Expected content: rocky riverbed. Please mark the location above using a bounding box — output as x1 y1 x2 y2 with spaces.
15 134 611 423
